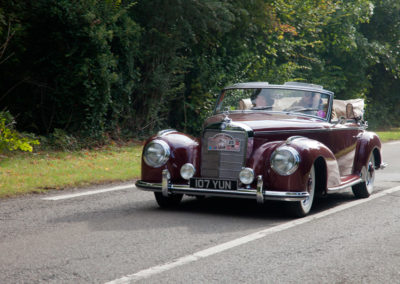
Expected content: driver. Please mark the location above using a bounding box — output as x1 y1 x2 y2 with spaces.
253 89 275 107
291 92 321 108
289 92 326 118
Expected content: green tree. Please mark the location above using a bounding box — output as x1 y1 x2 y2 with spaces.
360 0 400 128
126 0 236 135
1 0 399 141
0 0 139 141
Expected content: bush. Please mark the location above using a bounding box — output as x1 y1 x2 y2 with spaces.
0 111 39 153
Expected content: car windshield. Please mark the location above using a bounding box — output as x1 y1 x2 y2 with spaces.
215 88 330 119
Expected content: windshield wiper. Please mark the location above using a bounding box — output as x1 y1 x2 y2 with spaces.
251 106 273 110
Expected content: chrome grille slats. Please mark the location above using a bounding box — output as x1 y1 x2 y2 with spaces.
201 129 247 179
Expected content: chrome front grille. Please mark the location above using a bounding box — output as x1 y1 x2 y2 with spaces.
201 129 247 179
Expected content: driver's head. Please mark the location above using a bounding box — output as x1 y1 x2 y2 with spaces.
303 93 313 105
303 92 321 107
254 89 274 106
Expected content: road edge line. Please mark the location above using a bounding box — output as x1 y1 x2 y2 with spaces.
41 184 134 201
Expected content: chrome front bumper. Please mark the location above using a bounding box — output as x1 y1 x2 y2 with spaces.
136 170 309 204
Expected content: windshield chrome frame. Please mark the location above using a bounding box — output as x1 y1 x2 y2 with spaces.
214 84 334 122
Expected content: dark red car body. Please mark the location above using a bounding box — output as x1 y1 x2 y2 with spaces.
136 82 385 217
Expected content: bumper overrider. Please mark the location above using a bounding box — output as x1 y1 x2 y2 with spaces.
136 169 309 204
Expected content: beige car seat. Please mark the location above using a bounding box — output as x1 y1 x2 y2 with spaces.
239 98 253 110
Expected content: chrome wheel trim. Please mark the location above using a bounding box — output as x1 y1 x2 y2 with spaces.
366 154 375 194
301 165 315 213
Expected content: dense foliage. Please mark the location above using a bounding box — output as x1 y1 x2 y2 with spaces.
0 111 39 152
0 0 399 147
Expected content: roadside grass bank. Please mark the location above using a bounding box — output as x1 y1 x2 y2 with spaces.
0 128 399 199
375 128 400 142
0 145 142 198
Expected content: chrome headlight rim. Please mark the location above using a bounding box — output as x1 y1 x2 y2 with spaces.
270 146 300 176
239 167 255 184
180 163 196 180
143 140 170 168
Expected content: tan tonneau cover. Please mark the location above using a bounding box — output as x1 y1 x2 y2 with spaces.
332 98 364 120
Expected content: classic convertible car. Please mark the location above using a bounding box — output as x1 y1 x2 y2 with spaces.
136 82 386 217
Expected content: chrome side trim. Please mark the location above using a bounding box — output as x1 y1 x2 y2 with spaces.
135 180 309 202
327 161 386 192
255 127 363 137
327 177 363 192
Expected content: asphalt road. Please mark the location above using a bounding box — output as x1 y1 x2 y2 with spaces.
1 141 400 283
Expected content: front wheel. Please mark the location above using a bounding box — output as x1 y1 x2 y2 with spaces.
287 164 316 218
154 192 183 208
352 153 375 198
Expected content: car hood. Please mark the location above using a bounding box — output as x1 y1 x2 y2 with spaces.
204 112 330 132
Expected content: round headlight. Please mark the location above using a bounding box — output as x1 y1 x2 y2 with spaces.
180 163 196 180
143 140 170 168
239 167 254 184
270 146 300 176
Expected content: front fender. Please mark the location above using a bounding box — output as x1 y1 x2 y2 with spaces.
249 137 341 192
141 130 199 183
247 141 281 189
287 137 341 189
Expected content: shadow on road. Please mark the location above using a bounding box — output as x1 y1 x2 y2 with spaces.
47 190 363 235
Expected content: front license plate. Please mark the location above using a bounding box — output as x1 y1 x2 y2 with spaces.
190 178 237 190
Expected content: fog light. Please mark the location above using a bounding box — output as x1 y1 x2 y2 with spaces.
239 167 254 184
180 163 195 180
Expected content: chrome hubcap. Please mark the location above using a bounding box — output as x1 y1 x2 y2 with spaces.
366 155 375 193
302 166 315 211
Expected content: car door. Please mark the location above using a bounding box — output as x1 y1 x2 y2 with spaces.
328 121 362 176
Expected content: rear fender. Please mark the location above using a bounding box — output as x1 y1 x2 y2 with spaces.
353 131 382 173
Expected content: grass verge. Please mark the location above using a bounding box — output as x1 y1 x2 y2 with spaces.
375 128 400 142
0 145 142 198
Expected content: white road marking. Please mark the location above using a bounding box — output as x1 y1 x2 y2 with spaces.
42 184 134 201
106 185 400 284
